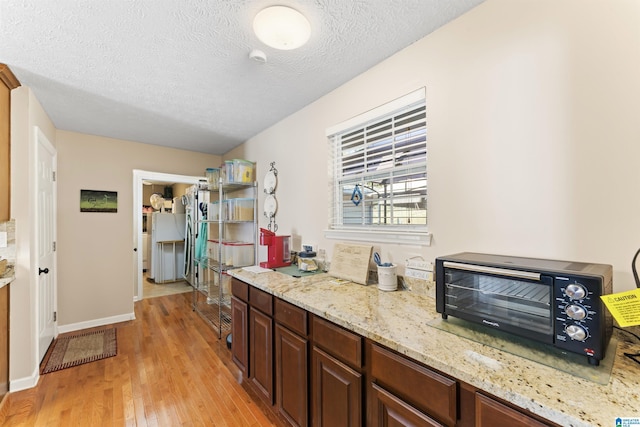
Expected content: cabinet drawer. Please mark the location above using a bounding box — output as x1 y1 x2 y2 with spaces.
370 343 457 427
476 393 550 427
231 278 249 302
275 298 307 336
312 315 362 369
250 286 273 315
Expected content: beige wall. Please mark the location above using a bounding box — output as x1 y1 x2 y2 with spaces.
10 86 57 388
228 0 640 292
55 130 220 327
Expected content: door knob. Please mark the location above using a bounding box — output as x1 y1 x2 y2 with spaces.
39 267 49 275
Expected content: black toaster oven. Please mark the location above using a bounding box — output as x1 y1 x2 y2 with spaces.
435 252 613 365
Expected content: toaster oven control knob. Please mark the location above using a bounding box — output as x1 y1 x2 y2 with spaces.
565 324 588 341
565 283 587 300
565 304 587 320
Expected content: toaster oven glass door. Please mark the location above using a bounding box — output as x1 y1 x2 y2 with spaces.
443 265 554 337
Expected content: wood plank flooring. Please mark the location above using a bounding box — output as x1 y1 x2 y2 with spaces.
5 292 285 426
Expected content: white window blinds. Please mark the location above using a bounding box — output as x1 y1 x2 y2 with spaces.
327 89 428 241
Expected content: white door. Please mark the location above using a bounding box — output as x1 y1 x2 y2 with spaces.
36 127 57 362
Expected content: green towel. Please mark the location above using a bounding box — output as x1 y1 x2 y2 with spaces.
195 222 207 260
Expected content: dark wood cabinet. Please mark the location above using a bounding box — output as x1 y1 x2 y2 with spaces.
250 306 274 404
232 279 276 407
231 277 249 303
275 298 309 427
369 342 457 427
276 324 308 427
312 315 362 370
370 382 444 427
231 296 248 377
230 278 557 427
250 286 273 316
312 346 362 427
475 393 550 427
311 314 363 426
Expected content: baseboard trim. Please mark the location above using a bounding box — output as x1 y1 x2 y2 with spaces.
58 312 136 334
10 367 39 392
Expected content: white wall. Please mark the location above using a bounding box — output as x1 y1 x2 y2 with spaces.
227 0 640 292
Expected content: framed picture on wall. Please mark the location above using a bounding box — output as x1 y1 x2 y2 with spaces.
80 189 118 213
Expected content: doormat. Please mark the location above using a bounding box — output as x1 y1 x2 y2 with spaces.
42 328 117 374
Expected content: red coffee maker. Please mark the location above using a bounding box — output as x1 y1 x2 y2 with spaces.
259 228 291 269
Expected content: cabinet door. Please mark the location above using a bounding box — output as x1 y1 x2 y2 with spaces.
312 346 362 427
231 296 249 377
476 393 549 427
370 383 444 427
250 308 274 404
276 324 308 427
370 343 457 426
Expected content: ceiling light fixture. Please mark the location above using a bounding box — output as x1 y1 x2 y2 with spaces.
253 6 311 50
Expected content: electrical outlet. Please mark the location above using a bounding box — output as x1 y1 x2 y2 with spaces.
405 268 433 280
405 258 433 271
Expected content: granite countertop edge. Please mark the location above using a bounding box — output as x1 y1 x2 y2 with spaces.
228 268 640 427
0 264 15 289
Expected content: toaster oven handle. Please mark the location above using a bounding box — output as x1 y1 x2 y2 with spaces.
442 261 541 281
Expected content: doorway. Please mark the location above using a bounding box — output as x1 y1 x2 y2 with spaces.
132 170 202 301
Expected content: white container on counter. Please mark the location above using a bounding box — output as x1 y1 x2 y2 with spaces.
377 264 397 291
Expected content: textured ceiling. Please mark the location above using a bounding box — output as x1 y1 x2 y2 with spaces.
0 0 484 155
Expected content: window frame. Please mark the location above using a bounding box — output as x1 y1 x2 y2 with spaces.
324 88 431 246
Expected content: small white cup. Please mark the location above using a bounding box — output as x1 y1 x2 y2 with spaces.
377 264 397 291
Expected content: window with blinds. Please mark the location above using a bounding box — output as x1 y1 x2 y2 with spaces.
326 89 428 242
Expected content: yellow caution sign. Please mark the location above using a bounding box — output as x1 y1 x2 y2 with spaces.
601 288 640 327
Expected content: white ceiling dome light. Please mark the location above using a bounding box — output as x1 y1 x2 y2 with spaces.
253 6 311 50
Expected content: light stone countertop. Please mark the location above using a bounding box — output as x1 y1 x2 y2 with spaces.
0 264 15 289
228 268 640 427
0 220 16 289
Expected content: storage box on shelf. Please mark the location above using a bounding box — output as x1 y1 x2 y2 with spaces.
207 239 254 267
229 198 254 221
208 198 255 222
221 159 256 184
206 167 220 189
208 200 226 221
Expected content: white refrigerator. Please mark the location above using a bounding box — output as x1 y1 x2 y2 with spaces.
150 212 186 283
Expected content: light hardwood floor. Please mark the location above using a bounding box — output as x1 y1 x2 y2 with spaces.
5 293 285 426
